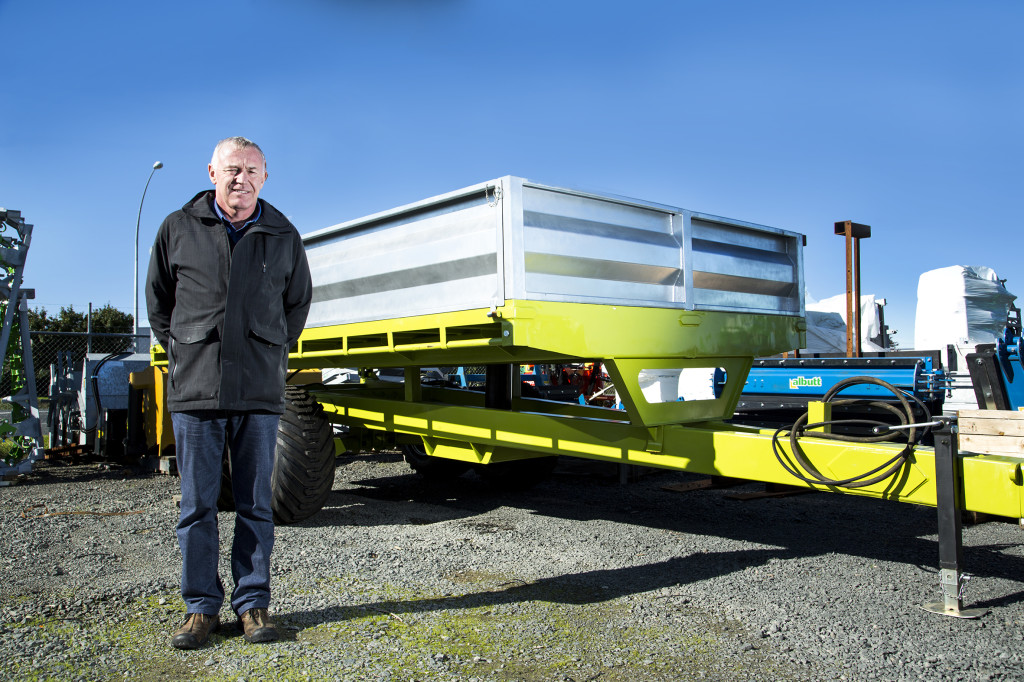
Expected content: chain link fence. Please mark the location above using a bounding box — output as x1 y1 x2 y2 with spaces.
1 331 149 399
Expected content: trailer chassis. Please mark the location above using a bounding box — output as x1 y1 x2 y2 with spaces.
280 302 1024 619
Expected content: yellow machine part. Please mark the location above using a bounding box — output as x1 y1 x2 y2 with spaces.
128 366 174 457
291 301 805 428
315 386 1024 520
291 302 806 370
128 367 328 456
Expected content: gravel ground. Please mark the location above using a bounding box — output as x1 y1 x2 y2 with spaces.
1 451 1023 682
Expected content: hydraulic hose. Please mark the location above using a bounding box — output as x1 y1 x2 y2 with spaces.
85 352 121 440
771 376 934 489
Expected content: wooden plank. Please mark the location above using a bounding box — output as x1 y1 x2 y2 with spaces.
959 433 1024 455
958 410 1024 455
959 416 1024 437
958 409 1024 421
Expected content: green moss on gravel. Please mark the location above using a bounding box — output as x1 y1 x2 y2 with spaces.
2 575 801 682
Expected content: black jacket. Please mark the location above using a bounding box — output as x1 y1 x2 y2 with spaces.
146 191 312 413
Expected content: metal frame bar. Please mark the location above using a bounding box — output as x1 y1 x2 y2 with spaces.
313 386 1024 518
0 211 44 481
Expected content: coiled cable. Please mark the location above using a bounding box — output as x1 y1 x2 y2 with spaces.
771 376 934 488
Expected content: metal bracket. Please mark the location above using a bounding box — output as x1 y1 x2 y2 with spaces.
485 184 502 208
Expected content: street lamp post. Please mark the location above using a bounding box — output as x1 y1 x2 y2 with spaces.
134 161 163 350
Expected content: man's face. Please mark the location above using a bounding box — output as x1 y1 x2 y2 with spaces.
209 145 268 220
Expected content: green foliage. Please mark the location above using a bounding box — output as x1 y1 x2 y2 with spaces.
29 303 133 334
91 304 134 334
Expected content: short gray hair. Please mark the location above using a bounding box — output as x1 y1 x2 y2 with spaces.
211 136 266 168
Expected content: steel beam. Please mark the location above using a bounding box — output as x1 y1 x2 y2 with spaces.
312 387 1024 517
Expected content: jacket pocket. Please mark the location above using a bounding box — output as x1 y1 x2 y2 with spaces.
241 321 289 403
168 325 220 403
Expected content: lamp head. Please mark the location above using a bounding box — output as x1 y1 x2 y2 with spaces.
153 161 164 170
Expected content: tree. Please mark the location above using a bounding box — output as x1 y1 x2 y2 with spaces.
90 305 133 334
29 304 132 334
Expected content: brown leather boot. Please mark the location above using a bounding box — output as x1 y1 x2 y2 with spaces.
170 612 219 649
239 607 280 643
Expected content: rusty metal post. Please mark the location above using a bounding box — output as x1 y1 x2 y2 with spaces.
834 221 871 357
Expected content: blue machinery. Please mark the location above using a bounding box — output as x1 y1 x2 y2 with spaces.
966 320 1024 411
449 353 978 419
738 305 1020 417
737 354 947 417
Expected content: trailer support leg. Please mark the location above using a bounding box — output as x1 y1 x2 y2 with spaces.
922 423 987 619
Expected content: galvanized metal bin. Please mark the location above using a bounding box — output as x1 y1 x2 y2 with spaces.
302 176 804 328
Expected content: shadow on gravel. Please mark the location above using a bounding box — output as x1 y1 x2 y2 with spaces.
14 459 162 485
215 620 303 644
282 547 795 632
971 588 1024 610
301 457 1024 591
296 467 524 530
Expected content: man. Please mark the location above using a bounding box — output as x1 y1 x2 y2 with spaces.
146 136 312 649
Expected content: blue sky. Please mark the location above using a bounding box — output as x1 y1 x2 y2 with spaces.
1 0 1020 348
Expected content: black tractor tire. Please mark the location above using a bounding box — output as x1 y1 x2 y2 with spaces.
271 386 336 524
401 442 471 479
475 455 558 489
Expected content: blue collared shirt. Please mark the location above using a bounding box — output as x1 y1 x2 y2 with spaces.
212 197 262 247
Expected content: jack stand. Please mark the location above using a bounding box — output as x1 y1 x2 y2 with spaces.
922 421 988 619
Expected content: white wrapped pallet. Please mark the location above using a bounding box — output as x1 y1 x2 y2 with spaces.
802 294 887 353
914 265 1017 413
914 266 1016 350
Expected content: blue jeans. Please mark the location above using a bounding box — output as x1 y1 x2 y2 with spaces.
171 411 280 616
